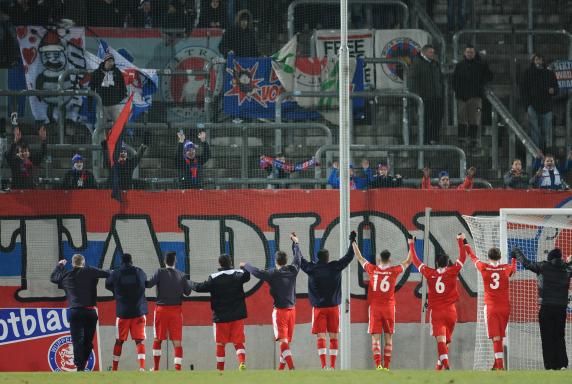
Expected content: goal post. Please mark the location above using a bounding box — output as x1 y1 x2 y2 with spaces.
464 208 572 370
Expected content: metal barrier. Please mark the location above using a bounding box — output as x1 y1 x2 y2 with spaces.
275 90 425 165
287 0 410 39
314 144 467 179
485 86 540 172
195 122 334 179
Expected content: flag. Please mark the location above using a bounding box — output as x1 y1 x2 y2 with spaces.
271 35 297 92
108 93 134 202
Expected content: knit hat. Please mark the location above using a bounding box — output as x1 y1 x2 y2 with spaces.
71 154 83 164
377 163 389 171
438 170 449 179
103 52 114 62
183 140 195 151
547 248 562 261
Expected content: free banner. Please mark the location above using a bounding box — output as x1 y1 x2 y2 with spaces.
314 29 375 87
15 26 88 123
0 189 570 329
374 29 431 89
0 308 101 372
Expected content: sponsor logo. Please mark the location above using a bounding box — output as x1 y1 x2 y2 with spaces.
48 335 95 372
161 46 223 120
0 308 69 345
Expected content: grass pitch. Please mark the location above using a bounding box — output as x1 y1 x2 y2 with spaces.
0 370 571 384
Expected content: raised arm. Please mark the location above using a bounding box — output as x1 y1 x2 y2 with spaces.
509 256 517 276
456 234 467 265
241 262 270 281
401 244 412 269
50 260 67 285
353 240 367 268
333 231 357 271
408 235 423 270
290 233 302 270
105 271 114 292
511 247 542 274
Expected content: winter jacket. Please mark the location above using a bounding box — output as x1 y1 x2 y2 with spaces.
513 248 572 307
503 169 529 189
198 1 227 28
176 141 211 189
452 56 493 101
219 10 259 58
63 169 97 189
50 265 110 308
192 267 251 323
369 174 403 188
407 54 443 100
90 63 127 106
5 140 46 189
300 244 354 308
520 64 558 114
146 267 192 306
105 262 148 319
529 158 571 190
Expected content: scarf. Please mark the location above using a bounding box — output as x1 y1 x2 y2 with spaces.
259 156 317 173
539 167 561 188
19 158 33 177
101 70 115 87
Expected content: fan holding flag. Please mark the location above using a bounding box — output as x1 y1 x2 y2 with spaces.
90 51 127 128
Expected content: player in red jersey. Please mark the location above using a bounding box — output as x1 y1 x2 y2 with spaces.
409 233 466 370
353 239 411 370
465 242 516 370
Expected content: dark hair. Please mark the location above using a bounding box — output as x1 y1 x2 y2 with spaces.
436 253 449 268
544 154 555 160
317 249 329 262
464 44 475 50
122 253 132 264
219 254 232 268
488 247 501 261
422 44 435 52
380 250 391 262
165 251 177 267
275 251 287 266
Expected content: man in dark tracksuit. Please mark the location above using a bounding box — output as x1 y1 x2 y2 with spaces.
105 253 148 371
512 247 572 370
191 254 250 371
50 254 109 371
146 251 192 371
241 232 301 370
300 231 355 369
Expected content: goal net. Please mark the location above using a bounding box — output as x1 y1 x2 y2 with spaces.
464 209 572 371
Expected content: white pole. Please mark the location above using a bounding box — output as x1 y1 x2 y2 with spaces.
419 207 431 368
339 0 351 371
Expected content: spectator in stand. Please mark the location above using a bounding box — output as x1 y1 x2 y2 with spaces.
452 45 493 148
356 159 374 186
408 45 443 144
4 0 39 25
63 154 96 190
369 163 402 189
262 153 288 189
88 0 123 27
102 140 147 190
530 153 571 190
503 159 529 189
198 0 227 28
519 54 558 152
134 0 155 28
160 0 187 29
5 124 47 189
90 52 127 129
219 9 259 58
328 162 366 190
421 166 475 190
176 129 211 189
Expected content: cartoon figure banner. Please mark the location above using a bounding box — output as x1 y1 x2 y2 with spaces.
0 308 101 372
16 26 88 123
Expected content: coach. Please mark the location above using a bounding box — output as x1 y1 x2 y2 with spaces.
512 247 572 370
50 254 110 371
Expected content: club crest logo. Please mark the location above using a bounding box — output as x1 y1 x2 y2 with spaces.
48 335 95 372
380 37 422 83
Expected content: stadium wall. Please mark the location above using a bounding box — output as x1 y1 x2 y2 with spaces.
0 190 570 370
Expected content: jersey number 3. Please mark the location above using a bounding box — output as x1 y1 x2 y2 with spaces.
489 272 500 290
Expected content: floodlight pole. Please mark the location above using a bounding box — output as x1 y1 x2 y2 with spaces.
339 0 351 371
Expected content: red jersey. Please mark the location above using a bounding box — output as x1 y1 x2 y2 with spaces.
410 238 466 310
364 262 404 307
466 245 516 308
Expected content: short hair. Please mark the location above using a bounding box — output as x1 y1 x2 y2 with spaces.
317 249 329 263
465 44 475 50
165 251 177 267
436 253 449 268
488 247 501 261
380 250 391 262
72 254 85 267
121 253 132 264
275 251 287 266
544 154 555 160
513 158 522 164
219 254 232 268
422 44 435 52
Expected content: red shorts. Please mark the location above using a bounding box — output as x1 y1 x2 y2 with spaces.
153 305 183 341
213 319 245 344
272 307 296 341
430 305 457 343
368 305 395 334
311 306 340 334
484 305 510 339
116 315 146 341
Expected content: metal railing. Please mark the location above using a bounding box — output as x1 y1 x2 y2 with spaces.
287 0 409 39
314 144 467 179
275 90 425 164
485 87 540 172
195 122 334 179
